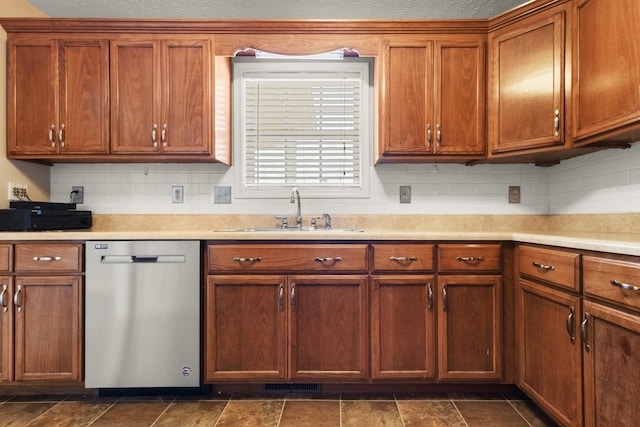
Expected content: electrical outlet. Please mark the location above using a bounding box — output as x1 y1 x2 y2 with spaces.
7 182 28 201
400 186 411 203
214 186 232 204
70 186 84 204
509 186 521 204
172 185 184 204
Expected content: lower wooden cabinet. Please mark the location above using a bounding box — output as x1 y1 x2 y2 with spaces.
204 273 368 382
437 275 502 380
582 300 640 427
13 276 83 382
205 275 286 381
370 275 436 379
0 243 83 384
517 279 582 427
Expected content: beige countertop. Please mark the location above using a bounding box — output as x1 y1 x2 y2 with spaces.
2 213 640 256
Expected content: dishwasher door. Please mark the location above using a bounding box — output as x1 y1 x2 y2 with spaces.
85 240 200 388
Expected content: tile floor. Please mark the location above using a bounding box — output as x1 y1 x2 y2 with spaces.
0 391 558 427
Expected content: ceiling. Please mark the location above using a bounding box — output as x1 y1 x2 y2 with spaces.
26 0 530 20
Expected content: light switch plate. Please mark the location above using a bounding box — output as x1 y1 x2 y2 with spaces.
400 186 411 203
214 186 231 204
509 186 521 204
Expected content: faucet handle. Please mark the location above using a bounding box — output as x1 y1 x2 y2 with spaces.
275 215 288 229
323 213 332 230
311 216 323 229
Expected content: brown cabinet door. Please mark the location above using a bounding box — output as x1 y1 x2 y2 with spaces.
371 275 435 379
437 275 502 380
583 300 640 427
435 40 485 155
7 39 58 156
489 10 566 154
518 279 582 427
379 38 433 158
161 39 211 154
0 277 13 383
111 39 160 154
204 275 286 381
289 275 368 380
13 276 82 382
574 0 640 142
59 39 110 154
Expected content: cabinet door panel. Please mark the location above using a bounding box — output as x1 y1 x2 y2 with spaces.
59 39 110 154
381 39 433 156
289 275 368 380
583 300 640 427
14 276 82 382
490 12 564 153
205 275 286 381
574 0 640 141
162 40 211 154
437 275 502 380
435 41 485 155
7 39 58 155
518 279 582 427
371 275 435 379
111 40 159 154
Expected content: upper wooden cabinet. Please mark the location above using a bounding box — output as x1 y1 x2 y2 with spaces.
573 0 640 145
7 37 110 157
111 37 214 156
378 36 486 163
488 5 569 156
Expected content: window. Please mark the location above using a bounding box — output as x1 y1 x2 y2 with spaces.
233 58 372 198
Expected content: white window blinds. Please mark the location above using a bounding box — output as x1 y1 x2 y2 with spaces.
234 60 370 198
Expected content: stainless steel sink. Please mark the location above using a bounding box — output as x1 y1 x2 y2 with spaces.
220 228 364 233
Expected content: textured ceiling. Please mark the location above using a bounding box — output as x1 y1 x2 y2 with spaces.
26 0 530 19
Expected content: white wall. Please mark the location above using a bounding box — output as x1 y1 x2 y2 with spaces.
50 142 640 216
0 0 50 208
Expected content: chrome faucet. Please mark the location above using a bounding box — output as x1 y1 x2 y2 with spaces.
290 187 303 228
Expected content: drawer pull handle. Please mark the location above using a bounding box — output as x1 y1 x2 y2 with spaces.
532 261 555 271
457 256 484 263
0 284 7 313
610 279 640 292
566 306 575 344
581 313 590 352
314 257 342 263
233 257 262 263
13 285 22 313
390 256 418 263
427 282 433 312
32 256 62 262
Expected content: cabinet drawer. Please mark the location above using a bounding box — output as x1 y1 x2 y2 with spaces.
15 243 83 273
438 244 502 273
519 245 579 291
208 244 368 273
584 256 640 312
0 244 11 273
371 244 434 272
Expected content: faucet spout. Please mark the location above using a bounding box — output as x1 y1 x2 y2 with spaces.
290 187 302 227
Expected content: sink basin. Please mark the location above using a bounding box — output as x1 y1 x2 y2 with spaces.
217 227 363 233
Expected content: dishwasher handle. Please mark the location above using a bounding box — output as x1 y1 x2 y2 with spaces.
100 255 186 264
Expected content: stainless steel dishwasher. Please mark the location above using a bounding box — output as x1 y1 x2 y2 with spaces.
85 240 200 389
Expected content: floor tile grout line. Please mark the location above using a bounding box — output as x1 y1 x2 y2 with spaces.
22 399 62 427
212 398 231 427
451 401 471 427
86 400 119 427
506 398 535 427
149 398 176 427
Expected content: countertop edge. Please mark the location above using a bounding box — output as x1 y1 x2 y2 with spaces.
3 229 640 256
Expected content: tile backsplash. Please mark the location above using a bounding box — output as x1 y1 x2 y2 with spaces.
50 142 640 217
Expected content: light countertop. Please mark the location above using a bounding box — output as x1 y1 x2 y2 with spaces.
2 213 640 256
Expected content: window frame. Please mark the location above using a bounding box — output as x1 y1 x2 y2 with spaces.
232 57 372 199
